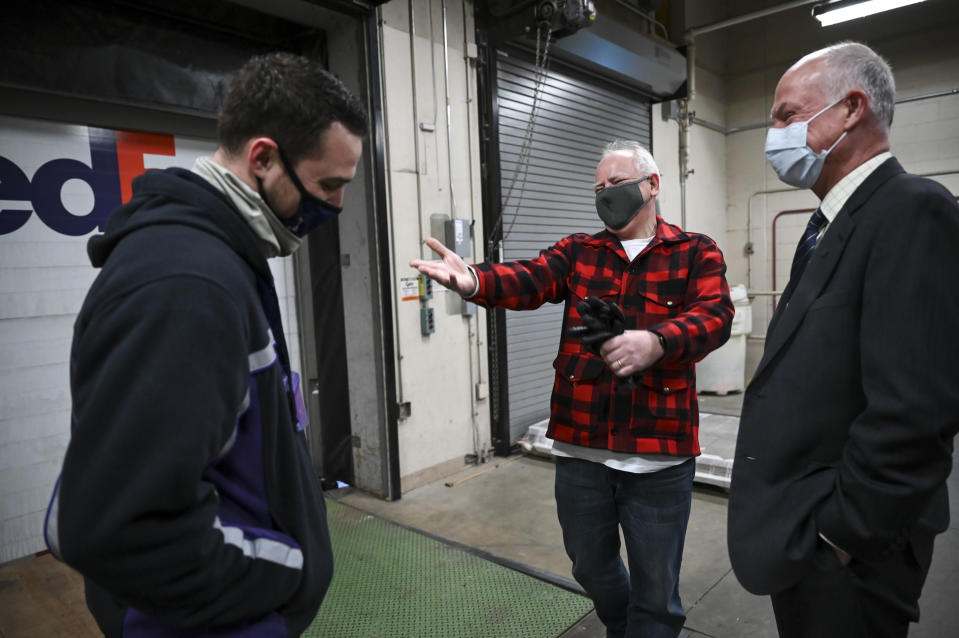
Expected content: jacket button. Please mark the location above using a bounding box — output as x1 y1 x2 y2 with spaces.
663 386 670 393
569 375 576 381
666 300 674 307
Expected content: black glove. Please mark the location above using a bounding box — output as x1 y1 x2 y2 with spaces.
568 296 637 391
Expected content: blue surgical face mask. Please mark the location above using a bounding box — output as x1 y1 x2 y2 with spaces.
261 145 343 237
765 96 848 189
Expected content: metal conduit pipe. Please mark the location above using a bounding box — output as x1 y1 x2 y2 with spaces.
684 0 818 99
678 99 691 229
677 1 819 226
685 37 695 102
690 88 959 138
687 0 819 38
769 206 817 313
441 0 458 220
690 116 726 135
752 172 959 328
410 0 426 261
613 0 669 40
679 129 686 228
460 0 488 463
745 186 801 289
672 87 959 287
744 126 959 289
384 2 420 413
443 0 486 462
671 3 959 337
897 88 959 104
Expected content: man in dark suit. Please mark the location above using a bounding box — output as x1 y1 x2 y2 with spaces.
727 41 959 638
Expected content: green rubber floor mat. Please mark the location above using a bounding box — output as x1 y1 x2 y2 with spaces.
305 498 594 638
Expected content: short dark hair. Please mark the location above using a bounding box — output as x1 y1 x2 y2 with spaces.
217 52 368 162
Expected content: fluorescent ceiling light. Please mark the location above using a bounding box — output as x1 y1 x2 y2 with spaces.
812 0 927 26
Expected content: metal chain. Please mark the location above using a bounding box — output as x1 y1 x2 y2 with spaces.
489 18 552 256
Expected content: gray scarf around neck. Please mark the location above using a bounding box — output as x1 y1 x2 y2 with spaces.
192 156 301 258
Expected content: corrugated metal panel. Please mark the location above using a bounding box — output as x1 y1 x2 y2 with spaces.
495 51 651 443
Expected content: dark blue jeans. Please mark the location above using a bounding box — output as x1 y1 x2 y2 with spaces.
554 456 694 638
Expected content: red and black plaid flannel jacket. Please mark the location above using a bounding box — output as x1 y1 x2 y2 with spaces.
472 217 733 456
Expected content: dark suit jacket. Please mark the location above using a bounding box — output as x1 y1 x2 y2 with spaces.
727 157 959 595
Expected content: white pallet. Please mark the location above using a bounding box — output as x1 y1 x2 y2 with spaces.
518 412 739 491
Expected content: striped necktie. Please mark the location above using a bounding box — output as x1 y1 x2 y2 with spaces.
790 208 828 284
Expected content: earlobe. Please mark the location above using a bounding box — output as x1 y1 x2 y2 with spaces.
845 91 868 128
649 174 661 195
248 137 277 178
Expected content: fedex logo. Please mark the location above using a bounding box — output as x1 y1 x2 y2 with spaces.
1 122 210 236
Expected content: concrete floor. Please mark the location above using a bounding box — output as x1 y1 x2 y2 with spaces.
336 423 959 638
2 380 955 637
335 455 776 638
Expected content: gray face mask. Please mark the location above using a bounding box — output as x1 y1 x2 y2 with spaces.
595 176 651 230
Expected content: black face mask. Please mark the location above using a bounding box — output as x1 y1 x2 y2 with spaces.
595 176 651 230
259 145 343 237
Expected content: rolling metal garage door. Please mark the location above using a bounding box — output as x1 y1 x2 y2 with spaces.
495 50 652 444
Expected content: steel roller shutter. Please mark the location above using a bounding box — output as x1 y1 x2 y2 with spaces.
495 50 652 443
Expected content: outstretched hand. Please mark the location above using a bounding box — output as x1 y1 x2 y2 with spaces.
410 237 476 297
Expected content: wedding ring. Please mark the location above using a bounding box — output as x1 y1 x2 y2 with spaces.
616 359 623 369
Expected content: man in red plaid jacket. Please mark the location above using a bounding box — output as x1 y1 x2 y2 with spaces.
412 140 733 638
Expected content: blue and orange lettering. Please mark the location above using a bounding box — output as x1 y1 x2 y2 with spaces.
0 127 176 236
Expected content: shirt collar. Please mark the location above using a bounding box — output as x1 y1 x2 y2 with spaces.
820 152 893 223
585 215 688 251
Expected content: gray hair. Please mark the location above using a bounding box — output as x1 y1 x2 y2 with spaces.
795 41 896 131
601 140 660 177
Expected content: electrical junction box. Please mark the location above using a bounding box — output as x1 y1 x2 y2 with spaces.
418 274 433 300
445 218 471 258
420 307 435 335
